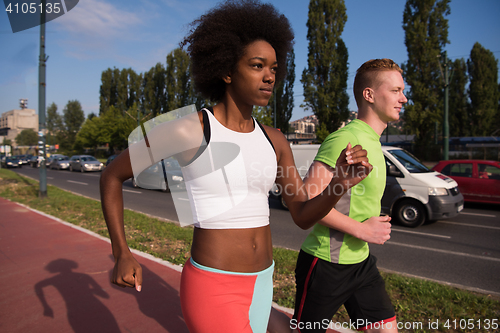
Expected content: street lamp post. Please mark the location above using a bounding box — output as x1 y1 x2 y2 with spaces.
38 0 48 197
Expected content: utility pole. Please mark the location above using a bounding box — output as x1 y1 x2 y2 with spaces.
438 51 450 160
38 0 48 197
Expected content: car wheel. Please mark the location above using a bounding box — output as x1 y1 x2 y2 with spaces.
393 199 426 228
80 166 84 173
69 165 73 172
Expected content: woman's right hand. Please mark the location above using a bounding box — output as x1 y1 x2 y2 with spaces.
112 253 143 292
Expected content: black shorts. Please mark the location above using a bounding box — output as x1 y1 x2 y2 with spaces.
292 250 396 332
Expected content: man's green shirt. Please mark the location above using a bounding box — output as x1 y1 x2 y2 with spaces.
301 119 386 264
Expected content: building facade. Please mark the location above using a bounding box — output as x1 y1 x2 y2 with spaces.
0 107 39 146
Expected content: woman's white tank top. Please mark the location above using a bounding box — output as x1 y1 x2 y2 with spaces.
181 108 277 229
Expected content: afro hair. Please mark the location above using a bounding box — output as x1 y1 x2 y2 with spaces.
181 0 294 102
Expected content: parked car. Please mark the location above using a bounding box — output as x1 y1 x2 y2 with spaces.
49 155 70 170
132 158 184 192
105 155 117 167
14 154 32 165
29 155 44 168
69 155 104 172
432 159 500 204
1 156 21 168
271 145 464 228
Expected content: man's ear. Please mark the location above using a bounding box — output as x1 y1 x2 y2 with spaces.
223 73 231 84
363 88 374 103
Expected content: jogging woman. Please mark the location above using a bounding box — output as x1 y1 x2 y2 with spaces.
100 1 371 332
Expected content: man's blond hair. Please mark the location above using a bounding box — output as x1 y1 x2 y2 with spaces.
353 59 403 106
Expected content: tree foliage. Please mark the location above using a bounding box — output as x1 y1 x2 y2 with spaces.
117 68 142 112
270 48 296 133
15 129 38 146
46 102 63 146
252 106 273 127
100 68 141 115
467 42 499 136
302 0 349 133
99 67 119 115
46 102 62 133
448 58 469 137
402 0 450 156
59 100 85 151
166 48 196 111
75 105 137 153
142 63 167 117
315 123 330 144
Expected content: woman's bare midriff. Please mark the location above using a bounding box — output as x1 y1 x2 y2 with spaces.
190 225 273 273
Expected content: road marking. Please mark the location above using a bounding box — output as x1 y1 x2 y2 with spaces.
391 228 451 239
177 198 189 201
439 221 500 231
460 212 497 218
123 189 142 194
386 241 500 262
67 180 88 185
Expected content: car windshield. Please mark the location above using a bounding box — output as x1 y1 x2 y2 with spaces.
58 157 69 161
387 149 431 173
81 156 97 162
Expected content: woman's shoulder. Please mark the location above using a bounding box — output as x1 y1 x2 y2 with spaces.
258 124 291 158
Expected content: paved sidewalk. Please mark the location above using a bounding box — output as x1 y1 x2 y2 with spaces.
0 197 348 333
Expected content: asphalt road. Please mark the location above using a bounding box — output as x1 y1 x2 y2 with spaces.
11 166 500 297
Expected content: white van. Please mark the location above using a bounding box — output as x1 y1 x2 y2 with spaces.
381 146 463 227
271 144 464 228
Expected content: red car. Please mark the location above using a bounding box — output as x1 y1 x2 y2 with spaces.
432 160 500 204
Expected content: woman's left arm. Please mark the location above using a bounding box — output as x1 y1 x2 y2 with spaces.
265 126 371 229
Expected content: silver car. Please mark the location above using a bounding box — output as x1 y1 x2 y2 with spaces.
69 155 103 172
49 155 70 170
132 158 184 192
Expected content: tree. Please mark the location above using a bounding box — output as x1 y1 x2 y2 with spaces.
402 0 450 157
60 100 85 151
252 106 273 127
99 68 120 115
302 0 349 133
142 63 167 117
100 68 142 116
46 102 63 146
117 68 142 112
467 42 499 136
74 116 106 152
15 129 38 146
270 48 296 133
104 105 137 151
497 82 500 134
165 48 191 111
448 58 469 137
